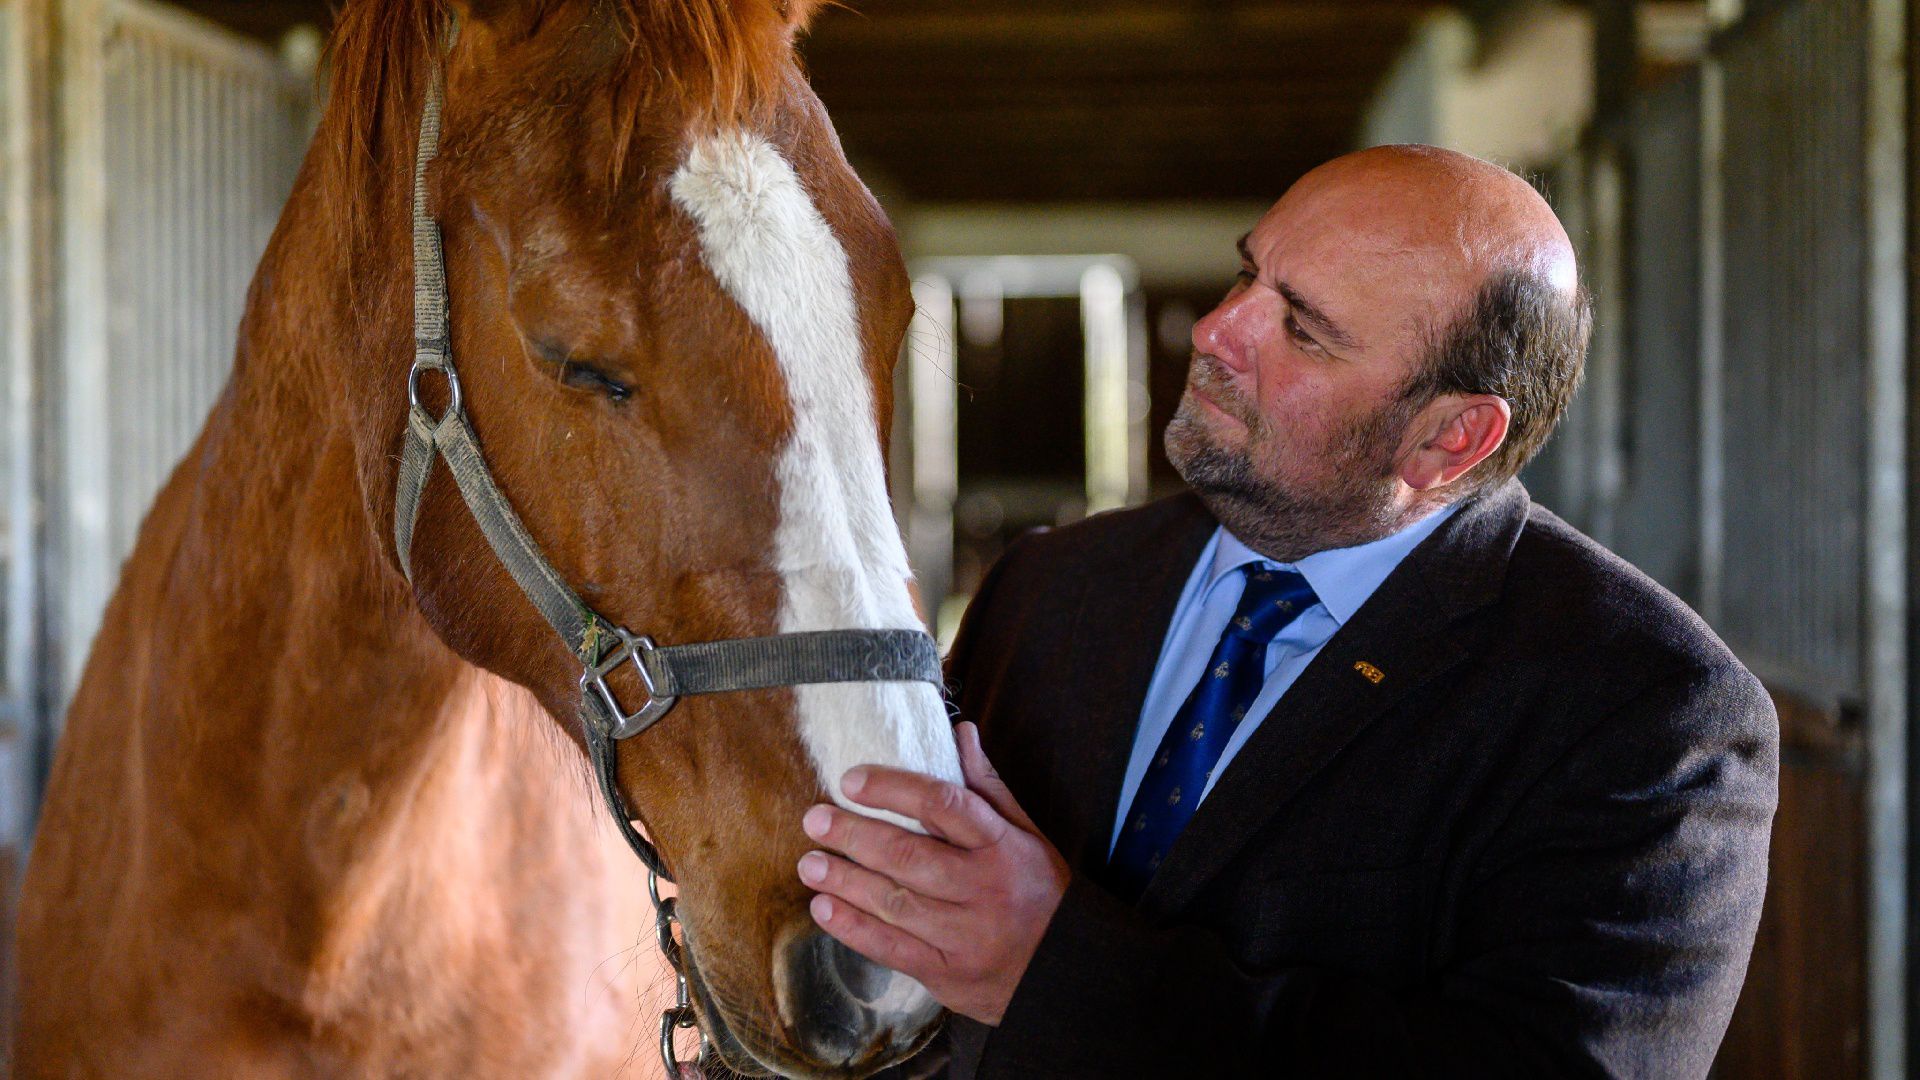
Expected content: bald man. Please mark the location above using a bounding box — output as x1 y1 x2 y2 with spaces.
795 146 1778 1079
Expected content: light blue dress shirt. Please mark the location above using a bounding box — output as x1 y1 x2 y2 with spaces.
1106 502 1462 855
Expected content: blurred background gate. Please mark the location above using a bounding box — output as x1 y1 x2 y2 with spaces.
56 0 310 701
1703 6 1892 1074
0 0 40 1022
0 0 312 1047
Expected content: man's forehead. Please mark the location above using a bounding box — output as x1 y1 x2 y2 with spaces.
1246 207 1418 267
1241 216 1396 307
1253 173 1462 260
1245 196 1469 344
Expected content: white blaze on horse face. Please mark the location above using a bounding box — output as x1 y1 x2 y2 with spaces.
669 131 963 827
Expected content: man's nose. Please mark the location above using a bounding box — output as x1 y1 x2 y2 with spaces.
1192 296 1250 372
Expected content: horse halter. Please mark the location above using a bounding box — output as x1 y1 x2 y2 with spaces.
393 40 943 1073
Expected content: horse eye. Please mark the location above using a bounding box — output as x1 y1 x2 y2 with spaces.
528 337 633 402
562 363 632 402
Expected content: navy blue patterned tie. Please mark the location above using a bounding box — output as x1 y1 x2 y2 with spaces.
1108 566 1319 902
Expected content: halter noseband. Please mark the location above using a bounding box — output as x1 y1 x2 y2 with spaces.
392 39 943 885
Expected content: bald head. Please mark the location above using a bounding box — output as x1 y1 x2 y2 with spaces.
1288 144 1579 312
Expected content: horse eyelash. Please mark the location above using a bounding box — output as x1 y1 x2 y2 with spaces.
560 362 633 402
528 337 633 402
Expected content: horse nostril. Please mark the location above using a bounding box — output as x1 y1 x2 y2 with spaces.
777 929 945 1069
824 933 894 1003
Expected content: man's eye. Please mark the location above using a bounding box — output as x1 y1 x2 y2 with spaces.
1235 269 1256 285
1285 316 1319 348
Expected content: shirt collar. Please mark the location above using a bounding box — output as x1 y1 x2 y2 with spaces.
1205 500 1463 626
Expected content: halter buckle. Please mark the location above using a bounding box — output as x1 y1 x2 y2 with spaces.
583 627 677 739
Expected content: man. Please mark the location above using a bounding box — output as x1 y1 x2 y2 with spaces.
794 145 1778 1078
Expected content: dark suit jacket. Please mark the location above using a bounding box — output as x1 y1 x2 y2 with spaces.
936 481 1778 1079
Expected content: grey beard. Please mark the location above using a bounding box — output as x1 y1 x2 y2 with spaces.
1164 397 1406 563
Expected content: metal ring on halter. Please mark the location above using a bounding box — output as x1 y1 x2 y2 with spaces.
407 360 463 420
582 626 678 739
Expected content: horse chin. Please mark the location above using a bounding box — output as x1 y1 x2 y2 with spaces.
681 943 782 1078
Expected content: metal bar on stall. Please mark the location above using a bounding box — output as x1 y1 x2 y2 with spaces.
0 0 47 857
1584 143 1627 549
1862 0 1909 1074
1697 58 1727 628
1080 263 1131 515
57 0 115 707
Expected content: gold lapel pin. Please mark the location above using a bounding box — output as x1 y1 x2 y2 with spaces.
1354 661 1385 684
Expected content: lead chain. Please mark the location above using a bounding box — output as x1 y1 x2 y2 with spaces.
652 868 707 1078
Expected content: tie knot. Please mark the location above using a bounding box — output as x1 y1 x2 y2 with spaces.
1226 567 1317 642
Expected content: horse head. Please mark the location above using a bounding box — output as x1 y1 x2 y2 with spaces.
334 1 959 1074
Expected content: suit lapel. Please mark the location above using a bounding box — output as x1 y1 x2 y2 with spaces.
1138 481 1532 915
1055 498 1217 875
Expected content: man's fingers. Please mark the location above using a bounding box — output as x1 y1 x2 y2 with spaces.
798 850 968 934
840 765 1007 850
803 804 973 892
808 892 948 987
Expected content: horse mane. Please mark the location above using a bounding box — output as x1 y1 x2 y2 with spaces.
313 0 826 318
321 0 817 229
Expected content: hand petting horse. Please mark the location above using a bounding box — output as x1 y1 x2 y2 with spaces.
16 2 958 1077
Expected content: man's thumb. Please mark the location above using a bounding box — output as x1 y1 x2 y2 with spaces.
957 721 1031 828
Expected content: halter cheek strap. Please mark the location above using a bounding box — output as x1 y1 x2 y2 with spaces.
395 41 942 883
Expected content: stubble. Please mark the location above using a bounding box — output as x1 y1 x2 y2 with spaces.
1165 355 1417 562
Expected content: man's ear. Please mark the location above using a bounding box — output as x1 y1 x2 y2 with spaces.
1398 394 1511 492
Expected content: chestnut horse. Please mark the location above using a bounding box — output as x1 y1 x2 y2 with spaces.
15 1 960 1076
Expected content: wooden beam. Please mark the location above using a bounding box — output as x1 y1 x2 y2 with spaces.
805 6 1426 50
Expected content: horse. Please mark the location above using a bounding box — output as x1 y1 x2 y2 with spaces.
15 1 961 1076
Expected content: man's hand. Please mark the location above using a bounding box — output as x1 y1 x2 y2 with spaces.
797 721 1071 1026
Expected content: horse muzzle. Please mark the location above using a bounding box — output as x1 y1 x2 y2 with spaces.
686 923 944 1079
776 928 945 1071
